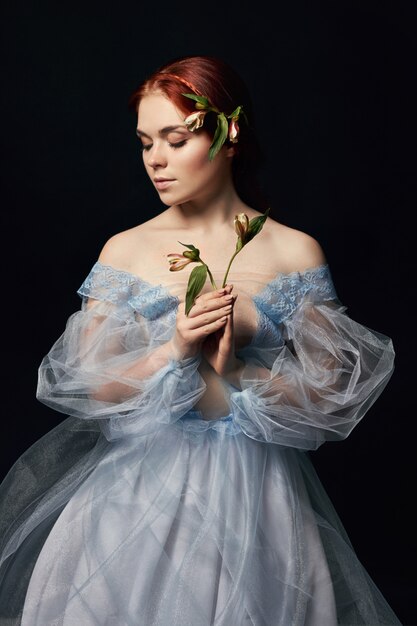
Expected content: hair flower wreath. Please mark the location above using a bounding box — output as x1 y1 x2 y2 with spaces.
182 93 247 161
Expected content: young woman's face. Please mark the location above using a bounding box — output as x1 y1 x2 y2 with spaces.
137 92 233 206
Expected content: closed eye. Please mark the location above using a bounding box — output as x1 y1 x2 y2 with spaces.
140 140 188 152
169 140 187 149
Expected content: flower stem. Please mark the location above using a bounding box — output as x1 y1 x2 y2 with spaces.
222 251 240 288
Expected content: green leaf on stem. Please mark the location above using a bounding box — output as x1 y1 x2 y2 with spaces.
228 105 242 120
185 264 208 315
246 207 270 241
209 113 229 161
179 242 199 252
181 94 211 109
179 242 201 261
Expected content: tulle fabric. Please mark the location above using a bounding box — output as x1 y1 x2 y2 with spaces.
0 262 401 625
233 298 395 450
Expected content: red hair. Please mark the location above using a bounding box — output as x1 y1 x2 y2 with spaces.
128 55 269 210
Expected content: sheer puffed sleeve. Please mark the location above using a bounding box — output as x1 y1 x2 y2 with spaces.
231 265 395 450
36 263 206 441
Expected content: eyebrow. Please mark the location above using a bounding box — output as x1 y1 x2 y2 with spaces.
136 125 187 139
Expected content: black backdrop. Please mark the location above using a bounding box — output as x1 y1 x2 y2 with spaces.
1 2 416 624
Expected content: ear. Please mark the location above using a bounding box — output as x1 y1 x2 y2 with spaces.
225 144 236 158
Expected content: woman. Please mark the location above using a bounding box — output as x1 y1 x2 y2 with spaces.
0 55 401 625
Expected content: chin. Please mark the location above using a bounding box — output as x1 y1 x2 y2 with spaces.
158 191 194 207
155 189 178 205
158 196 172 206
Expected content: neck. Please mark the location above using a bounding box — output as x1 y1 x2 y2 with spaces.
170 183 248 235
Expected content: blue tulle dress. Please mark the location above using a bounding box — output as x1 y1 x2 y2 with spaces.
0 261 402 625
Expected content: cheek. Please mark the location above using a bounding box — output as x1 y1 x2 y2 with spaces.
184 153 208 175
182 135 212 167
177 144 213 178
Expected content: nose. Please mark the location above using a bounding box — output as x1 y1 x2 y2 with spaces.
146 142 168 169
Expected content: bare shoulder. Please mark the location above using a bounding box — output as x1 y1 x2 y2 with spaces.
97 219 158 271
263 218 327 273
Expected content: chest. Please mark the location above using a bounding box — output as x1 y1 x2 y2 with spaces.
130 232 281 294
79 262 336 351
129 280 282 353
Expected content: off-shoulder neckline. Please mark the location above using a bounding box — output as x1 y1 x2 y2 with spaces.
91 260 331 298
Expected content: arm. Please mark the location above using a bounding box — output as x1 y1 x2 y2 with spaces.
36 251 236 440
203 235 395 450
81 233 237 403
84 287 237 404
35 297 205 432
230 295 394 450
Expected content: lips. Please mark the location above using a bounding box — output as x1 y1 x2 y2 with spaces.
154 178 175 191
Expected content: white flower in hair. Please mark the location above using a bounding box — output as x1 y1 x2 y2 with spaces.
182 93 246 160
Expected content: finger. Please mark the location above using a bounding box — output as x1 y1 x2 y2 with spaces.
194 286 232 303
186 303 234 330
187 292 235 318
219 301 234 346
191 314 229 338
194 286 223 299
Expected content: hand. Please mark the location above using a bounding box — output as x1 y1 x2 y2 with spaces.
170 286 236 361
201 286 243 381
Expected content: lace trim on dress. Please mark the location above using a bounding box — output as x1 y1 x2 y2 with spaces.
77 262 337 324
253 264 338 325
77 262 180 320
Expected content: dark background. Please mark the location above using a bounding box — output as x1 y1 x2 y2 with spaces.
1 2 415 624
